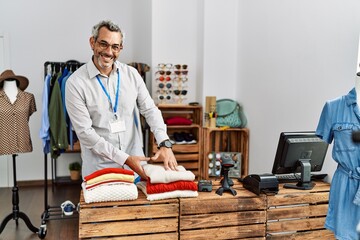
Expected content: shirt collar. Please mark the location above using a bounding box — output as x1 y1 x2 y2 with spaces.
87 57 120 79
0 89 24 98
345 87 357 106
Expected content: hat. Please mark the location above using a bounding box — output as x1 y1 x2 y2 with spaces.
0 69 29 91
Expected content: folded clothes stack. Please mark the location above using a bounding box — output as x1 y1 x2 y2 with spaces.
137 164 198 201
82 168 138 203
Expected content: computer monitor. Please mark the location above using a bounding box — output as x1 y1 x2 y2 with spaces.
272 131 328 190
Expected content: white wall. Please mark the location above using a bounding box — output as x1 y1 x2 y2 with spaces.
0 0 359 186
0 0 151 186
238 0 360 180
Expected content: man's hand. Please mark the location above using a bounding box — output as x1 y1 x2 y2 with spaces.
125 156 150 180
151 148 178 171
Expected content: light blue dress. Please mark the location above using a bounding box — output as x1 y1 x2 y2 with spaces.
316 88 360 240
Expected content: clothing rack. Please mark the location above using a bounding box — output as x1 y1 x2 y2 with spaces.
41 60 84 237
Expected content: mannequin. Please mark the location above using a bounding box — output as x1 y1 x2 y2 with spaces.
3 79 18 104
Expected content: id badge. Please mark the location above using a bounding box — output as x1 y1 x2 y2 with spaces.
110 119 126 133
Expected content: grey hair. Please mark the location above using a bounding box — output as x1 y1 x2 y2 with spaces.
92 20 125 45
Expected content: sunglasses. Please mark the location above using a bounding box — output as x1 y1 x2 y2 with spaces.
174 70 188 75
158 83 172 89
156 89 172 94
158 63 173 69
158 94 172 101
156 76 171 81
173 76 188 82
173 90 187 96
174 64 188 70
156 70 172 75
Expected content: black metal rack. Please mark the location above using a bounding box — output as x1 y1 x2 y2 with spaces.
40 60 84 238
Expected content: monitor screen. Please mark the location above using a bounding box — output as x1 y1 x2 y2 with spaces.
272 131 328 189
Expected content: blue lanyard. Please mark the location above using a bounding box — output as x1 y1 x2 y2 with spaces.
96 71 120 115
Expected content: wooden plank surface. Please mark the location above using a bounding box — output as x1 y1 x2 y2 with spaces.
267 217 326 233
180 196 266 215
267 229 335 240
80 203 178 223
267 192 329 207
180 210 266 230
267 204 328 220
180 224 265 240
79 218 178 239
82 232 179 240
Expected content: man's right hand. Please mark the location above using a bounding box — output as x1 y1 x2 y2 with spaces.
125 156 150 180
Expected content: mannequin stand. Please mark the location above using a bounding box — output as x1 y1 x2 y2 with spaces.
0 154 39 235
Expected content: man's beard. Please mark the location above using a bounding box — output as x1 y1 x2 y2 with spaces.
97 52 115 69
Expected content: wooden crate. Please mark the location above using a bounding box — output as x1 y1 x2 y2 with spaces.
78 190 179 239
179 181 266 239
266 181 335 239
149 105 203 179
202 127 249 179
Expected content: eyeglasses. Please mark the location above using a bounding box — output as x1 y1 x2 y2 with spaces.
173 90 187 96
158 63 173 69
96 40 122 52
174 64 188 70
174 70 188 75
158 83 172 89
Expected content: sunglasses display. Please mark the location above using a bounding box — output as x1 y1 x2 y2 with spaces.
155 62 189 104
157 63 173 69
173 90 188 96
174 70 188 75
156 70 172 75
158 82 172 89
156 76 171 81
158 94 172 101
173 76 188 82
174 64 188 70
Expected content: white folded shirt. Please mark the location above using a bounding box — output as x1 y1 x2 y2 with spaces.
143 164 195 184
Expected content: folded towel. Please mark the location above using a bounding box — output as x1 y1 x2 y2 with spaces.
84 168 134 182
146 179 198 194
86 173 134 185
137 181 198 201
82 182 138 203
143 164 195 184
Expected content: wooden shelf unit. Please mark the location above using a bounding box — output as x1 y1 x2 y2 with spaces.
149 104 203 179
202 127 249 179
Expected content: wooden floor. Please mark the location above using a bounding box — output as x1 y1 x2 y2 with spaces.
0 183 81 240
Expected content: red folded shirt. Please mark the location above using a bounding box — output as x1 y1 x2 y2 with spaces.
146 179 198 194
84 168 134 181
165 117 192 125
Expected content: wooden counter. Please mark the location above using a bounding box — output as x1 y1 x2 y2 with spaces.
78 180 334 239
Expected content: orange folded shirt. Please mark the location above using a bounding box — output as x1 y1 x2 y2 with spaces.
84 168 134 182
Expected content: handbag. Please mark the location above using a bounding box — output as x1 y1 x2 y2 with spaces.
216 99 247 128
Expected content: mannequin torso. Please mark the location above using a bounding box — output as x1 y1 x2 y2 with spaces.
3 80 18 104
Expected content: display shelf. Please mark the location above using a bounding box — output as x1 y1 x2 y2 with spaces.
149 105 203 179
202 127 249 179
